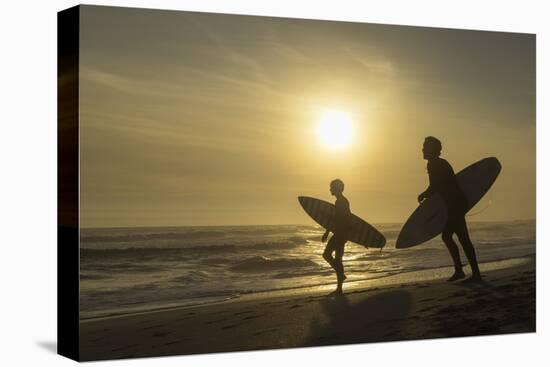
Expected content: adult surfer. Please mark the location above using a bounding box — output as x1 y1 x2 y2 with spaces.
321 179 352 294
418 136 482 282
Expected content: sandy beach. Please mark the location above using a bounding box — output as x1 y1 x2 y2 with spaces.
79 255 535 361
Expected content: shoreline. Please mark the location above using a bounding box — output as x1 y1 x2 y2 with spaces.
80 255 532 322
80 255 535 361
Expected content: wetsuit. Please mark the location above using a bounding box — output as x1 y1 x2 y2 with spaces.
323 196 351 285
423 158 480 276
425 157 468 219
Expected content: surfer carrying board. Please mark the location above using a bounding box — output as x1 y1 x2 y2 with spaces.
418 136 482 283
321 179 352 295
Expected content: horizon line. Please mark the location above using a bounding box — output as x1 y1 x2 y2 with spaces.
76 218 536 231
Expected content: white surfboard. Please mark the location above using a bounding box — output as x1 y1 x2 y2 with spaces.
396 157 501 249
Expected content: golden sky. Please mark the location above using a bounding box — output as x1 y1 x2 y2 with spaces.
79 5 535 228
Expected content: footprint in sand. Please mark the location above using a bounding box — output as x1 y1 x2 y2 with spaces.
221 324 238 330
152 331 173 337
288 304 303 309
418 306 436 312
143 324 165 330
254 328 278 336
233 310 254 316
383 330 400 337
495 284 514 292
163 340 181 346
242 314 261 321
111 344 137 352
206 319 226 325
476 325 499 334
174 318 191 323
419 298 435 303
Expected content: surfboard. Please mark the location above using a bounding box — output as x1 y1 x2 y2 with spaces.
298 196 386 248
396 157 502 249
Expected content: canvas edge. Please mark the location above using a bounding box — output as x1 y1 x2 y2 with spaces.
57 4 81 362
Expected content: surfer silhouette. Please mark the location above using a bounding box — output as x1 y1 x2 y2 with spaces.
322 179 352 295
418 136 482 283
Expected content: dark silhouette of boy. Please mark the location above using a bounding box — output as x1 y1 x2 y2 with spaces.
418 136 482 283
321 179 352 295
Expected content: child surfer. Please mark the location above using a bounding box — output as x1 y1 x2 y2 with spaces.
321 179 352 295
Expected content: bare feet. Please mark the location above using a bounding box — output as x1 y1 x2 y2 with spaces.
447 271 466 282
328 288 344 296
461 273 483 283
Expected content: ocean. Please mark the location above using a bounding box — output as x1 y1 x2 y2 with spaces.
79 220 535 320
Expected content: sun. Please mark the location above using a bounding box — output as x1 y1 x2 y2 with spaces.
316 110 353 149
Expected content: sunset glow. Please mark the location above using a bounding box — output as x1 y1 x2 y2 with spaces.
317 110 353 150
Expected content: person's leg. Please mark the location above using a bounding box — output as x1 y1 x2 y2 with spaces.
323 237 336 270
333 238 346 292
442 222 465 281
455 216 482 281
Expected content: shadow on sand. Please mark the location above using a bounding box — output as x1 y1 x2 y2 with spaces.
305 290 412 346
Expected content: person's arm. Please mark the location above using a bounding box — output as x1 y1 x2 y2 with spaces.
418 184 435 202
323 202 340 242
337 199 351 225
418 162 438 202
323 199 345 241
333 198 351 235
418 160 454 203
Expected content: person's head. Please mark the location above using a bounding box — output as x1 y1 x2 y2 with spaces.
330 179 345 196
422 136 442 160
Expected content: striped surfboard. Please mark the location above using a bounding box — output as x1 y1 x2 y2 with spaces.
298 196 386 248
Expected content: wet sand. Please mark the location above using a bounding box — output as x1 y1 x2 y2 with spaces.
79 255 535 361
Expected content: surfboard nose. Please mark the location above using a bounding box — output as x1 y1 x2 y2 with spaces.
491 157 502 174
297 196 311 207
481 157 502 174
